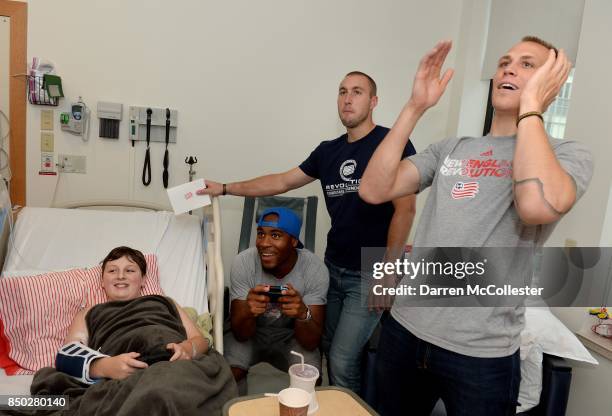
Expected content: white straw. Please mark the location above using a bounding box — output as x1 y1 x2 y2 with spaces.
290 350 305 371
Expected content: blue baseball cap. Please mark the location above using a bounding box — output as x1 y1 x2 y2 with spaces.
257 207 304 249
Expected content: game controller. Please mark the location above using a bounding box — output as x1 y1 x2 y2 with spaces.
266 285 288 303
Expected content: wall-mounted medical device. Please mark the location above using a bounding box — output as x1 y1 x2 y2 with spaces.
97 101 122 139
128 106 178 143
60 97 90 141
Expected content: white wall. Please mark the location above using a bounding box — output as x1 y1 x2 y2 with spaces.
24 0 464 279
444 0 490 140
481 0 584 79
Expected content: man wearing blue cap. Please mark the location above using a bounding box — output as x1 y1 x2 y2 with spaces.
225 207 329 394
199 71 416 394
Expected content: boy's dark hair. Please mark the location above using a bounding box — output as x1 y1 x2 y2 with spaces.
101 246 147 276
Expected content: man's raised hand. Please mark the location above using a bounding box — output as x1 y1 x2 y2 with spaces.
521 49 572 114
408 40 454 113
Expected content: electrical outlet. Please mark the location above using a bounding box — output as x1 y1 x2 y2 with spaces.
41 109 54 130
41 132 54 152
58 154 86 174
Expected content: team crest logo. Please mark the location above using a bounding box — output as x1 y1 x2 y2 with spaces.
451 181 479 199
339 159 357 181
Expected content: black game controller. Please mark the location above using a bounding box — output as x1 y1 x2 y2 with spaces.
138 349 174 365
266 285 287 303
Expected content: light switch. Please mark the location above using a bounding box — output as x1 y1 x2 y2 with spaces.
41 132 54 152
41 109 54 130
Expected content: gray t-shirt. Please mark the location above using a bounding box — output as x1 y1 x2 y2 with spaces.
392 135 593 357
230 247 329 343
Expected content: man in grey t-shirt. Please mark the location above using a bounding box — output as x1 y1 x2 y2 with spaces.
360 37 593 415
225 207 329 394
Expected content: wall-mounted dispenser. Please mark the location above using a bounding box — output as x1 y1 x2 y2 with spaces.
60 97 90 141
97 101 122 139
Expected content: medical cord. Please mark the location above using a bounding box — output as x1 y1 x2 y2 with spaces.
0 110 12 180
0 109 10 141
162 108 170 188
0 178 41 272
142 108 152 186
79 97 91 142
49 163 64 208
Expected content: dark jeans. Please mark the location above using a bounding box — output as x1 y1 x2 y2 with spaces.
375 316 520 416
322 259 381 394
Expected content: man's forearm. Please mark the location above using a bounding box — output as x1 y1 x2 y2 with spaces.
386 199 416 262
361 103 424 203
227 173 289 197
513 116 575 224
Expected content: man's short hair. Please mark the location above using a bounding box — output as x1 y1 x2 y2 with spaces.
521 35 558 57
344 71 377 97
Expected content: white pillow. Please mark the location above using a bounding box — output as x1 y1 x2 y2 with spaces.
523 307 598 364
517 342 543 413
516 307 598 413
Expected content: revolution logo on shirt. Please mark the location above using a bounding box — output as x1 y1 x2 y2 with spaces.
451 181 479 199
325 159 360 197
439 155 512 178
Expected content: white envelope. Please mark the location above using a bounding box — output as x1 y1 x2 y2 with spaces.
166 178 211 215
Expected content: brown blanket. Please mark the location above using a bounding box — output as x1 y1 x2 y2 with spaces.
6 295 237 416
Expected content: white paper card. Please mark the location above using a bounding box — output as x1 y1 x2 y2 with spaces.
166 178 211 215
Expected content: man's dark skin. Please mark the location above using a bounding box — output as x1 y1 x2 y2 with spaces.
229 213 325 382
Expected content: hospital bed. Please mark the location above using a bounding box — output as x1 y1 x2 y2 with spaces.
0 198 224 395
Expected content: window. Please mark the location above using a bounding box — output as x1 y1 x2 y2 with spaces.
542 68 574 139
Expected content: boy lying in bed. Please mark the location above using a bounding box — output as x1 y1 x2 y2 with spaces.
60 246 208 379
23 246 237 416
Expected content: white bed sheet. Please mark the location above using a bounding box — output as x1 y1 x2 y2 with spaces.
2 207 208 312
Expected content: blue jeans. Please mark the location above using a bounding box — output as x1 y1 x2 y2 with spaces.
322 259 382 395
375 316 520 416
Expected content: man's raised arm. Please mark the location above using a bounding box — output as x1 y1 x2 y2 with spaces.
513 49 575 225
360 41 454 204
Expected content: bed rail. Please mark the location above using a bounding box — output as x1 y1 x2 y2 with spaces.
207 197 225 353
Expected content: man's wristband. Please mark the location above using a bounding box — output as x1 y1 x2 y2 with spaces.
222 183 227 196
517 111 544 126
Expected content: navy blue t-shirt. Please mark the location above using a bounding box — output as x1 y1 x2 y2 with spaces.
299 125 416 270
